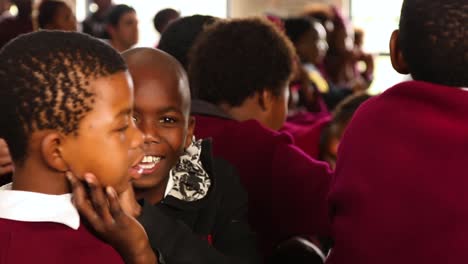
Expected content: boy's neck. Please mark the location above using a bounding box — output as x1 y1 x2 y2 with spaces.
134 177 169 205
12 158 70 195
110 39 129 53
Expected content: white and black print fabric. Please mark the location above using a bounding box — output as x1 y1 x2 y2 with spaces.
167 138 211 202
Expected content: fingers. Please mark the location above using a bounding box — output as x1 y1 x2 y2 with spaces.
67 171 104 231
106 186 125 220
83 173 115 226
0 139 13 168
0 138 8 149
0 152 13 174
0 155 12 166
0 164 14 176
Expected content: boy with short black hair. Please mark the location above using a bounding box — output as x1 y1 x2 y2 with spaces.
189 17 331 258
106 4 138 52
327 0 468 263
0 30 155 263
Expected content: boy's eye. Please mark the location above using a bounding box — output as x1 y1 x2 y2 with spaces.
159 117 176 124
117 125 129 132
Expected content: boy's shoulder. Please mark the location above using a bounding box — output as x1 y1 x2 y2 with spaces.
352 80 468 124
0 219 124 263
195 114 294 148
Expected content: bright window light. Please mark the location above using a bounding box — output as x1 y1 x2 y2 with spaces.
350 0 408 94
113 0 228 47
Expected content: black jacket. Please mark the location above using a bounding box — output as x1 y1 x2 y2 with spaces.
138 140 260 264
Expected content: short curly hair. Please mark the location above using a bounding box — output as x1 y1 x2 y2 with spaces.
158 15 216 70
106 4 135 27
0 30 127 164
399 0 468 87
284 17 317 44
37 0 67 29
189 17 295 106
153 8 180 34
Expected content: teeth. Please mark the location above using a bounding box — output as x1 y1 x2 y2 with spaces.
140 163 156 169
142 156 161 163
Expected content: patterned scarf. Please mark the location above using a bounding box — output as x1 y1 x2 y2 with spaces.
167 138 211 202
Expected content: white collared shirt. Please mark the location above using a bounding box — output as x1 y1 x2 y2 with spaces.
0 183 80 230
164 174 174 198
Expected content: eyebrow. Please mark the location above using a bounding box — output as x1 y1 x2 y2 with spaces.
156 106 183 114
115 107 132 118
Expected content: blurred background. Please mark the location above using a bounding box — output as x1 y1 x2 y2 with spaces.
2 0 408 94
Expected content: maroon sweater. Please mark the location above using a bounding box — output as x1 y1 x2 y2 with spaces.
192 101 332 257
328 81 468 263
0 219 124 263
281 114 331 159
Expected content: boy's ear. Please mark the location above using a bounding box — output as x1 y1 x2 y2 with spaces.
107 25 116 38
390 30 410 74
258 89 274 112
184 116 196 149
40 133 69 172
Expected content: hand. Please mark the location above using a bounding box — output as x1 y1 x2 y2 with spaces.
119 183 142 218
67 172 157 264
0 138 13 176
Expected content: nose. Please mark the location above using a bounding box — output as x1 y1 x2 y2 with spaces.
138 120 161 146
319 40 329 54
129 122 144 150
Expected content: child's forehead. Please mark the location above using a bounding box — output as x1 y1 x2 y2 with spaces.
89 72 132 101
137 69 188 97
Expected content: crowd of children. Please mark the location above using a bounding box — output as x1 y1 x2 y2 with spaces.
0 0 467 263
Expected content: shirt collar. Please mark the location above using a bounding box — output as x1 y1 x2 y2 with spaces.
0 183 80 230
164 173 174 198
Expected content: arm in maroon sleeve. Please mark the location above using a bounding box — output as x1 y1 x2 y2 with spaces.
271 139 332 239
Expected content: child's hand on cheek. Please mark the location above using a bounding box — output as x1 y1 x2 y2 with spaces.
0 138 13 176
66 171 158 264
119 183 142 218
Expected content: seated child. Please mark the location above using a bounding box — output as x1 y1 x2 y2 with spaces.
189 17 331 258
121 47 259 263
152 8 180 36
318 92 371 169
279 17 332 158
0 31 155 263
284 16 330 105
158 14 217 70
37 0 77 31
327 0 468 263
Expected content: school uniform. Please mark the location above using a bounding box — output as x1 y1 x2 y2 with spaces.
327 81 468 263
281 115 331 159
0 183 124 264
139 139 259 264
191 99 332 258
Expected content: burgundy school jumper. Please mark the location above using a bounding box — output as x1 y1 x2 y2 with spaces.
192 100 332 257
327 81 468 263
0 219 124 264
281 114 331 159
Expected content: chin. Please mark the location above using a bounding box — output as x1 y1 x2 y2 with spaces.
132 175 162 189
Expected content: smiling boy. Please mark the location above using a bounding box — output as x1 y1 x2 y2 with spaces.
0 31 152 263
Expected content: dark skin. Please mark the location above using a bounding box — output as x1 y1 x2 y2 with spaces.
12 73 144 195
3 72 156 263
43 3 77 31
0 138 13 175
67 172 157 264
296 21 328 65
121 48 194 206
389 30 410 75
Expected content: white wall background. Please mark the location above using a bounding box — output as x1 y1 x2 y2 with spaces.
73 0 406 94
